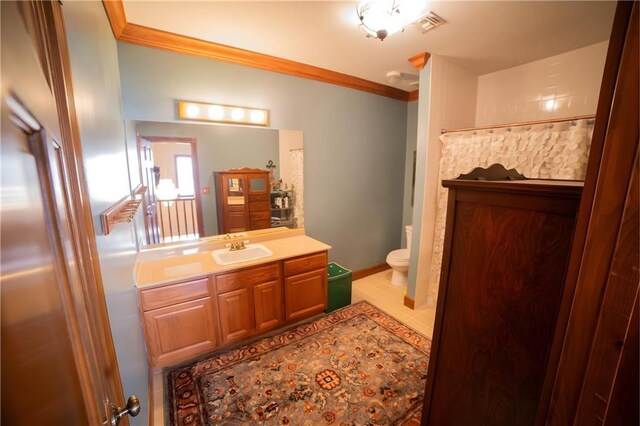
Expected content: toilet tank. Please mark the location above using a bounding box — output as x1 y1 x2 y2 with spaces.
405 225 413 253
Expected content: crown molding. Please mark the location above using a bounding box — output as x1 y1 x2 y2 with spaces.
408 52 431 70
103 0 126 39
101 1 412 101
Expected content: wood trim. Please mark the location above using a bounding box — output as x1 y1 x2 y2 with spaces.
603 292 639 425
188 144 205 238
101 1 411 101
407 90 419 102
403 295 415 310
352 263 390 281
575 153 639 424
547 2 638 424
102 0 126 39
143 136 205 238
408 52 431 70
39 0 128 420
147 369 154 426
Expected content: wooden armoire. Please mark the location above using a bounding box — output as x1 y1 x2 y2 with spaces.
213 168 270 234
422 175 583 425
422 3 638 424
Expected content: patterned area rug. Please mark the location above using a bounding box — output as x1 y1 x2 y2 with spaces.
166 301 430 425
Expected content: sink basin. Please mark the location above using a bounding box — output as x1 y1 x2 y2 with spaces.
211 244 273 266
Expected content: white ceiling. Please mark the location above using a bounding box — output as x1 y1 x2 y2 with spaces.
122 1 616 91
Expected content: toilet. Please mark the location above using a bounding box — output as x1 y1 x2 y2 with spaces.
386 225 413 287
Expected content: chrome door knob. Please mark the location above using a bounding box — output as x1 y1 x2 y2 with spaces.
109 395 140 426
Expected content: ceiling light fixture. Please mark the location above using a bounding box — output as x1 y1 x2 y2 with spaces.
178 101 269 126
356 0 428 41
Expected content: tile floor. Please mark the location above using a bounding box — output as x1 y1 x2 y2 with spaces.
351 269 437 338
151 269 436 425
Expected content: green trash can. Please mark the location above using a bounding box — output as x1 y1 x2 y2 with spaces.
327 262 352 312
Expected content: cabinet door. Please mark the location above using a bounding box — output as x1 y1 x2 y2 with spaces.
284 269 327 321
248 173 269 195
144 297 217 369
220 173 248 233
253 280 283 332
226 206 247 233
217 288 253 344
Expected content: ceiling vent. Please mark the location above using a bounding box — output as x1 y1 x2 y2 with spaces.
416 12 446 33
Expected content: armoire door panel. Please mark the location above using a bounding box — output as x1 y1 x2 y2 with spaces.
422 178 582 426
429 202 575 425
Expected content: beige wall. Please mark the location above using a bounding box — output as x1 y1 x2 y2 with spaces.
409 56 478 307
475 41 608 126
151 141 192 183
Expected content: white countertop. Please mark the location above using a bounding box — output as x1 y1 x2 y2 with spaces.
135 231 331 288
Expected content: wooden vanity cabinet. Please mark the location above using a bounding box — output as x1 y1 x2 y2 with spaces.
214 262 283 344
138 250 328 370
214 168 270 234
139 277 218 370
284 252 328 321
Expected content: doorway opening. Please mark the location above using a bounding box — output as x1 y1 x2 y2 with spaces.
138 136 204 245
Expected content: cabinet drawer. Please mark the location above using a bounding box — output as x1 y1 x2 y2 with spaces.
140 277 210 311
249 194 269 202
284 252 328 277
250 201 270 212
215 263 279 294
250 210 270 221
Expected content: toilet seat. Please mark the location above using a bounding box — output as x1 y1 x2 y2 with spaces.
386 248 409 265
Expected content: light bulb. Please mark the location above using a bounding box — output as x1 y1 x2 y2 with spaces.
544 99 556 111
231 108 245 121
250 110 265 123
208 105 225 120
185 104 200 118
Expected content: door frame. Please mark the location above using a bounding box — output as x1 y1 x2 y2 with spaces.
137 134 161 245
28 0 127 422
138 135 205 242
546 2 639 423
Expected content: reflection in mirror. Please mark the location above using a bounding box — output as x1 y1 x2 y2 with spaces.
128 120 304 248
227 179 243 196
250 177 266 192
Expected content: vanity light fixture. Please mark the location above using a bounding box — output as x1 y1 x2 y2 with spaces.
178 100 270 126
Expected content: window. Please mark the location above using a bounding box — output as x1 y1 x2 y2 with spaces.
175 155 195 196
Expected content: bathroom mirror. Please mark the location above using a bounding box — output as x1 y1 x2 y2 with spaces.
127 120 304 248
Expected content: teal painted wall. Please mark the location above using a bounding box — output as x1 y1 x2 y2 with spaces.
63 3 148 424
117 43 409 271
135 121 279 236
